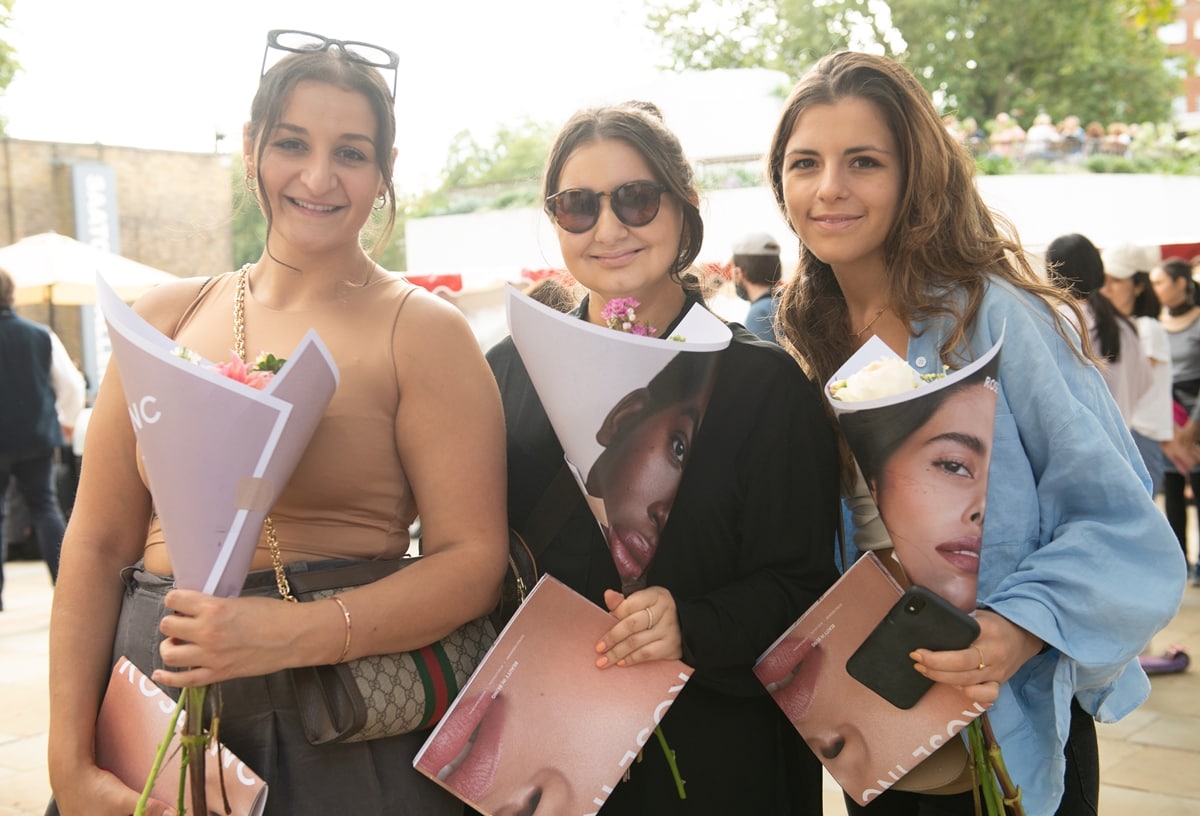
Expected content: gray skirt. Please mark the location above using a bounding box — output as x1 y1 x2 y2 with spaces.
79 561 462 816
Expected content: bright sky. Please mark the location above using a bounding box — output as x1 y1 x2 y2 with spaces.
0 0 667 193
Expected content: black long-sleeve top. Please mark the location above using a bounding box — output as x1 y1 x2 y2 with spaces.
485 299 842 814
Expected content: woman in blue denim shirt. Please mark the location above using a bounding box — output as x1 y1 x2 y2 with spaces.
769 51 1186 816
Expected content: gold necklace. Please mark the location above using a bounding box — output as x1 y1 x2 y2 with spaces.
233 262 296 603
850 306 887 338
234 263 252 362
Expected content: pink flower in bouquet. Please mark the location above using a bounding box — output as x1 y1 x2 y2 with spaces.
601 297 658 337
213 353 275 390
172 347 287 391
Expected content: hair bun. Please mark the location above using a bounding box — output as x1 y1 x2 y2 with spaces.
621 99 665 121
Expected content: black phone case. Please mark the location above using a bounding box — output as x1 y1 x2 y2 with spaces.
845 585 981 709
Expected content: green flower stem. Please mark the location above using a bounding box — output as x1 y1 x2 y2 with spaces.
181 684 211 816
134 692 186 816
982 712 1026 816
176 747 188 816
966 719 1003 815
653 725 686 800
967 712 1027 816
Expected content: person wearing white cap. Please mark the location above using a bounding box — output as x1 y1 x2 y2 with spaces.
730 232 783 343
1044 233 1152 432
1100 242 1173 496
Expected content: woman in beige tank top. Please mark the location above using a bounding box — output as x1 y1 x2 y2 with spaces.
46 31 507 816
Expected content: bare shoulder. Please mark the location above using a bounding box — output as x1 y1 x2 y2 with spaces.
130 275 213 335
392 282 477 345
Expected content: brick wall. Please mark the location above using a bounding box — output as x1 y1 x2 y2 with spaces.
0 138 233 366
0 138 232 278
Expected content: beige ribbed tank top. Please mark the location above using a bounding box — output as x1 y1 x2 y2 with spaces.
140 269 420 566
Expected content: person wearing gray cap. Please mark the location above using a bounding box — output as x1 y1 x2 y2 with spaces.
731 232 783 343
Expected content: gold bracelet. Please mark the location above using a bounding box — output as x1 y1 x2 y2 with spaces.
330 596 352 664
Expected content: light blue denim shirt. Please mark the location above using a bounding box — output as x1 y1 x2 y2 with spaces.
850 276 1186 814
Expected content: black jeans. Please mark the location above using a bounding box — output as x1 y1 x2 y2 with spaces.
1163 470 1198 566
0 448 67 602
844 698 1099 815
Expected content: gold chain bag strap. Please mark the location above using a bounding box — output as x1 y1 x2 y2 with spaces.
234 265 497 744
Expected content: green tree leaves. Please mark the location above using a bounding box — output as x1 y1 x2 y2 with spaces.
645 0 1181 126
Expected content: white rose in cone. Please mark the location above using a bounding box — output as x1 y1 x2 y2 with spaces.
830 358 921 402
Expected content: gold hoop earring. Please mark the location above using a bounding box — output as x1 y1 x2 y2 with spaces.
244 174 258 193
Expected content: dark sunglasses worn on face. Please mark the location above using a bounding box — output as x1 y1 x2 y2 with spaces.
545 181 669 234
261 29 400 99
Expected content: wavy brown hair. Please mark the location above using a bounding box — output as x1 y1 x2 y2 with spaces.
768 51 1087 387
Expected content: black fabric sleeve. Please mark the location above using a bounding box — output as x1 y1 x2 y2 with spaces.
667 337 842 695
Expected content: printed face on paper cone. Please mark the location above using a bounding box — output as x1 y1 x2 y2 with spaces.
870 383 995 612
829 335 1001 614
507 288 728 594
584 351 718 592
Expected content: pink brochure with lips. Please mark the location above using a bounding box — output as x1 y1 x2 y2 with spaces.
754 554 984 805
414 575 693 816
96 657 268 815
95 272 338 598
506 287 730 594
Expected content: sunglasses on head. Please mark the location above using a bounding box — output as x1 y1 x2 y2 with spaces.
545 181 668 234
262 29 400 99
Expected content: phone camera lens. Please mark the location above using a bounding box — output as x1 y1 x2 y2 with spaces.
905 597 925 614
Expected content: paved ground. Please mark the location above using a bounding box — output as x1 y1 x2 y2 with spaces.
2 559 1197 816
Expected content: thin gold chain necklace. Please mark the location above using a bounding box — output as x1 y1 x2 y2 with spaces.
850 306 887 338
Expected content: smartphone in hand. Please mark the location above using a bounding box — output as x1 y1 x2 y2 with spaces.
845 585 980 710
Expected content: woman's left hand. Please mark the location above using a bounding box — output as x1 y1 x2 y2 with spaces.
153 589 317 687
909 609 1045 706
595 587 682 668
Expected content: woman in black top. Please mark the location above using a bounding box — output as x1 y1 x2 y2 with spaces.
486 101 841 814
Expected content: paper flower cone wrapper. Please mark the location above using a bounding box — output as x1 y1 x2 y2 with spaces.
506 288 730 593
96 273 339 597
825 332 1002 615
755 332 1004 803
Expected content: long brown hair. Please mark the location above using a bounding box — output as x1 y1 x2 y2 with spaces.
768 51 1087 388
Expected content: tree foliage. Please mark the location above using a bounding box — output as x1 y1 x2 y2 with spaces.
0 0 22 133
413 118 555 217
646 0 1183 127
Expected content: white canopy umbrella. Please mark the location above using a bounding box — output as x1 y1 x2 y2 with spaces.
0 232 178 306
